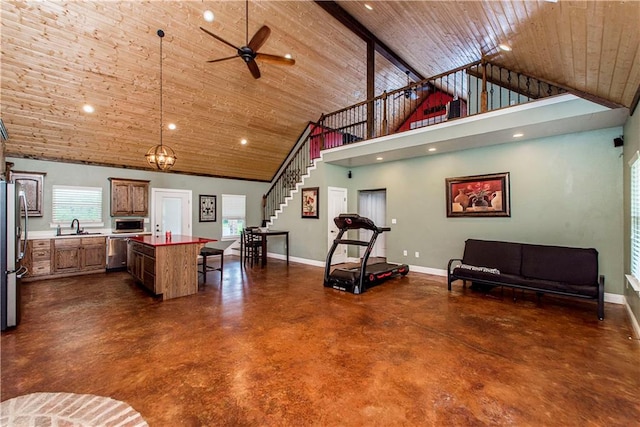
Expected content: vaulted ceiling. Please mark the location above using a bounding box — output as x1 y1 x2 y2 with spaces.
2 1 638 182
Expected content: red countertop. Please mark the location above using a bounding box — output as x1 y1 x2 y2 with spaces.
128 234 216 247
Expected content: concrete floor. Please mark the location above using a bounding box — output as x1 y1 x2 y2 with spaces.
2 256 639 426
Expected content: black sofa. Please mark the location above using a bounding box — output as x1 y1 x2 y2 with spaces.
447 239 605 320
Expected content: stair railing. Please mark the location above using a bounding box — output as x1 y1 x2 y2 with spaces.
262 122 321 224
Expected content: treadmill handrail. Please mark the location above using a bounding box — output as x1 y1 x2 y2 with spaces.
334 239 369 246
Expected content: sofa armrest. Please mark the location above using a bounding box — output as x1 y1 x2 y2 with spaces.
447 258 462 290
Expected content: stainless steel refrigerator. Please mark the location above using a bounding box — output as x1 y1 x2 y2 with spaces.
1 180 29 330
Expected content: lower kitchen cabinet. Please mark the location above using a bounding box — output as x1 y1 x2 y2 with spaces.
54 238 82 272
128 241 157 294
82 238 107 270
24 239 52 277
24 237 106 281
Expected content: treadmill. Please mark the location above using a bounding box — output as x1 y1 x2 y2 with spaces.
324 214 409 294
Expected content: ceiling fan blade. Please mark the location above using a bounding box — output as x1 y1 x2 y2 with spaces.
246 59 261 79
207 55 238 64
247 25 271 52
256 53 295 65
200 27 240 51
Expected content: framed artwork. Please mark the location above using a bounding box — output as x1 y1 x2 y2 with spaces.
10 171 45 217
199 195 216 222
301 187 319 219
445 172 510 217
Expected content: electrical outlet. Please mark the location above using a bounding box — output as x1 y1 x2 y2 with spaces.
403 250 407 256
415 251 420 258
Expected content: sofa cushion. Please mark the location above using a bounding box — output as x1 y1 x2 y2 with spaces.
521 244 598 285
462 239 522 275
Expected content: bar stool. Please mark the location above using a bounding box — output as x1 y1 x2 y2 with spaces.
199 247 223 282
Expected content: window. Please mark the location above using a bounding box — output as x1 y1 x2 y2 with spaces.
221 194 246 240
631 153 640 279
51 185 103 226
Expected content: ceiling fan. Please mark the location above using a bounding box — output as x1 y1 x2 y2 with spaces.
200 0 295 79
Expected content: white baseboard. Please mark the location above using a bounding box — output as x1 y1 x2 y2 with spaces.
604 293 625 304
625 299 640 339
267 252 325 267
235 251 631 308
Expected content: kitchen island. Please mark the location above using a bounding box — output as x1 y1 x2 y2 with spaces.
127 235 215 300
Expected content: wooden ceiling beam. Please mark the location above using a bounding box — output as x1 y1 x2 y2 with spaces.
314 1 423 82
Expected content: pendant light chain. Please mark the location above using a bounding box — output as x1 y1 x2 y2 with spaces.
145 28 176 171
159 29 163 148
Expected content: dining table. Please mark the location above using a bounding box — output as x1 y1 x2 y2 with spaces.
250 229 289 267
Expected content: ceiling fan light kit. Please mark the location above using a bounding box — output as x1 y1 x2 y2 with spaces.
146 29 177 171
200 0 294 79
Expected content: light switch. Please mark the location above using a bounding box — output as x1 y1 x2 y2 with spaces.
391 218 397 224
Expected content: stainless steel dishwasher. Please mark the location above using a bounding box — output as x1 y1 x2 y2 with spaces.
106 236 129 271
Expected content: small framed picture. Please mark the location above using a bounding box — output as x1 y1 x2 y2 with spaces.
199 195 216 222
301 187 319 219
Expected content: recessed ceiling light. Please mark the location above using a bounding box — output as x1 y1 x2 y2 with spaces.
499 44 512 52
284 54 292 59
376 156 383 161
203 10 214 22
513 133 524 138
82 104 94 113
364 4 373 11
428 147 437 152
241 139 247 145
168 123 177 130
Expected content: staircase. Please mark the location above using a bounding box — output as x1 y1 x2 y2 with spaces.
262 122 320 225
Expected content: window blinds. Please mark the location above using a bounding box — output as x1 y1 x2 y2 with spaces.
631 158 640 278
52 185 103 224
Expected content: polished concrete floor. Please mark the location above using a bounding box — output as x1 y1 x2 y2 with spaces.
2 257 639 426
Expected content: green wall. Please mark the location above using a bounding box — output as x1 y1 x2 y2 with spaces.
623 109 640 326
9 123 629 301
274 127 626 296
6 157 268 241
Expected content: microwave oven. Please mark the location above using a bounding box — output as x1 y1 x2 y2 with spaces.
114 218 145 233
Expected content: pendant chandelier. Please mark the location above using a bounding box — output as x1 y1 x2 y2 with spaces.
146 29 177 171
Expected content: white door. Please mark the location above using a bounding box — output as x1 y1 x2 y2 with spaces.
327 186 348 264
359 190 387 258
151 188 192 238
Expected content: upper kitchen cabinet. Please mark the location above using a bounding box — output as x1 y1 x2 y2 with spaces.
109 178 150 217
10 171 45 217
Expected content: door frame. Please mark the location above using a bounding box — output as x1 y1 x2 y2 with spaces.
150 188 192 238
327 186 348 264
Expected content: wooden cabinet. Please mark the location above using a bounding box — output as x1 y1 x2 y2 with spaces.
24 239 52 277
54 237 106 273
54 238 81 272
127 237 203 300
81 237 107 270
128 240 157 294
24 237 106 281
109 178 149 217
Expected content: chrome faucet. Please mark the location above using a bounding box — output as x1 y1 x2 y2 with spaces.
71 218 80 234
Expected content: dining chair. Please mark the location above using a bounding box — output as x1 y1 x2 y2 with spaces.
241 227 262 267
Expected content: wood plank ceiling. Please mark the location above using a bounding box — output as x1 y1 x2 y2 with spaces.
2 1 638 181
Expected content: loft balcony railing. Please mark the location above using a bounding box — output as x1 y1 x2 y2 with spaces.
263 61 568 223
316 60 567 147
